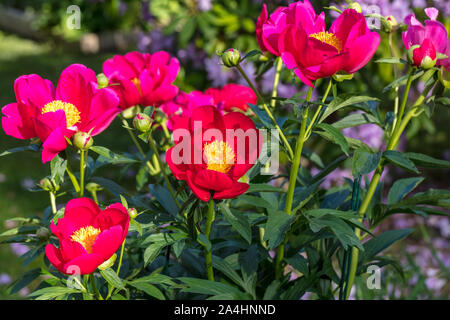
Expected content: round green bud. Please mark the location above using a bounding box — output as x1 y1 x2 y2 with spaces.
73 131 93 150
221 49 241 68
39 178 53 192
37 227 50 241
347 2 362 13
97 73 109 89
133 113 152 133
121 105 141 119
128 208 138 219
98 253 117 271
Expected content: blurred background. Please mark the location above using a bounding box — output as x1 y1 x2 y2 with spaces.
0 0 448 299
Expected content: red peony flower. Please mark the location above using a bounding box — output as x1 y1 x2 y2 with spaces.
277 6 380 87
45 198 129 275
103 51 180 110
205 84 257 112
166 105 262 202
1 64 121 163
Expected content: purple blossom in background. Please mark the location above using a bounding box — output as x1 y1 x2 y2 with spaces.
197 0 212 12
343 121 385 150
0 273 12 285
177 43 207 69
21 178 35 190
137 30 176 54
10 243 29 256
261 67 297 98
205 56 233 87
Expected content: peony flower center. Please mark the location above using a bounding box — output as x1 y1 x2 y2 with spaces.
309 31 342 52
42 100 81 128
203 140 236 174
70 226 101 254
131 77 143 95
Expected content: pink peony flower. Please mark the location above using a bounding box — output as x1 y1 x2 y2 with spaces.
256 1 325 56
103 51 180 110
278 6 380 87
402 7 450 71
160 91 215 131
205 84 257 112
1 64 121 163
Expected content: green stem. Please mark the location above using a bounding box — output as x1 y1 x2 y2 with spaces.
79 149 86 197
147 131 181 209
304 78 333 140
90 190 99 205
236 64 294 160
49 192 57 214
106 240 125 300
90 275 104 300
274 86 314 279
65 157 81 194
344 76 435 299
204 198 215 281
270 57 283 108
391 68 414 139
121 117 158 175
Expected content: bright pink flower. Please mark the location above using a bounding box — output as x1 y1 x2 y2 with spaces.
278 7 380 87
402 7 450 71
166 106 262 202
45 198 129 275
103 51 180 110
411 39 437 68
160 91 215 131
1 64 121 163
205 84 257 112
256 1 324 56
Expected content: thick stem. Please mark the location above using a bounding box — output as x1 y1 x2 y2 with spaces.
236 64 294 160
65 156 81 194
270 57 283 108
274 86 314 279
391 69 414 139
204 198 215 281
304 78 333 140
49 192 57 215
147 131 181 209
79 149 86 197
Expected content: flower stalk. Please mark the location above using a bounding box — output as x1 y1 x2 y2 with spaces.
270 57 283 108
204 198 216 281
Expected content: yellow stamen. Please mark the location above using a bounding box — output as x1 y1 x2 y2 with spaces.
131 77 143 96
41 100 81 128
71 226 101 254
309 31 342 52
203 140 236 174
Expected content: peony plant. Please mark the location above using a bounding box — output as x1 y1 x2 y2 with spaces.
0 1 448 301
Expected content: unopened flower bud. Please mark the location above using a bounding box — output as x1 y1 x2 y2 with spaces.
40 178 60 192
408 39 437 69
37 227 50 241
97 73 109 89
73 131 93 150
347 2 362 13
98 253 117 271
221 49 241 68
386 16 397 29
128 208 138 219
133 113 152 133
121 105 141 119
86 182 103 193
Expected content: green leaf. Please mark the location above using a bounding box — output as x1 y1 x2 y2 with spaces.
149 184 178 216
362 229 413 262
383 150 420 173
246 184 286 193
375 57 408 64
391 189 450 208
127 282 165 300
9 268 41 294
28 286 81 300
100 268 125 290
286 255 309 275
212 256 245 289
178 277 248 299
352 148 382 177
237 194 273 209
91 146 138 165
332 112 380 130
0 144 40 157
404 152 450 169
50 155 67 184
197 234 211 252
387 177 424 205
314 123 349 155
91 177 127 199
263 210 294 249
319 94 379 123
219 203 252 244
383 70 424 93
248 104 274 129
